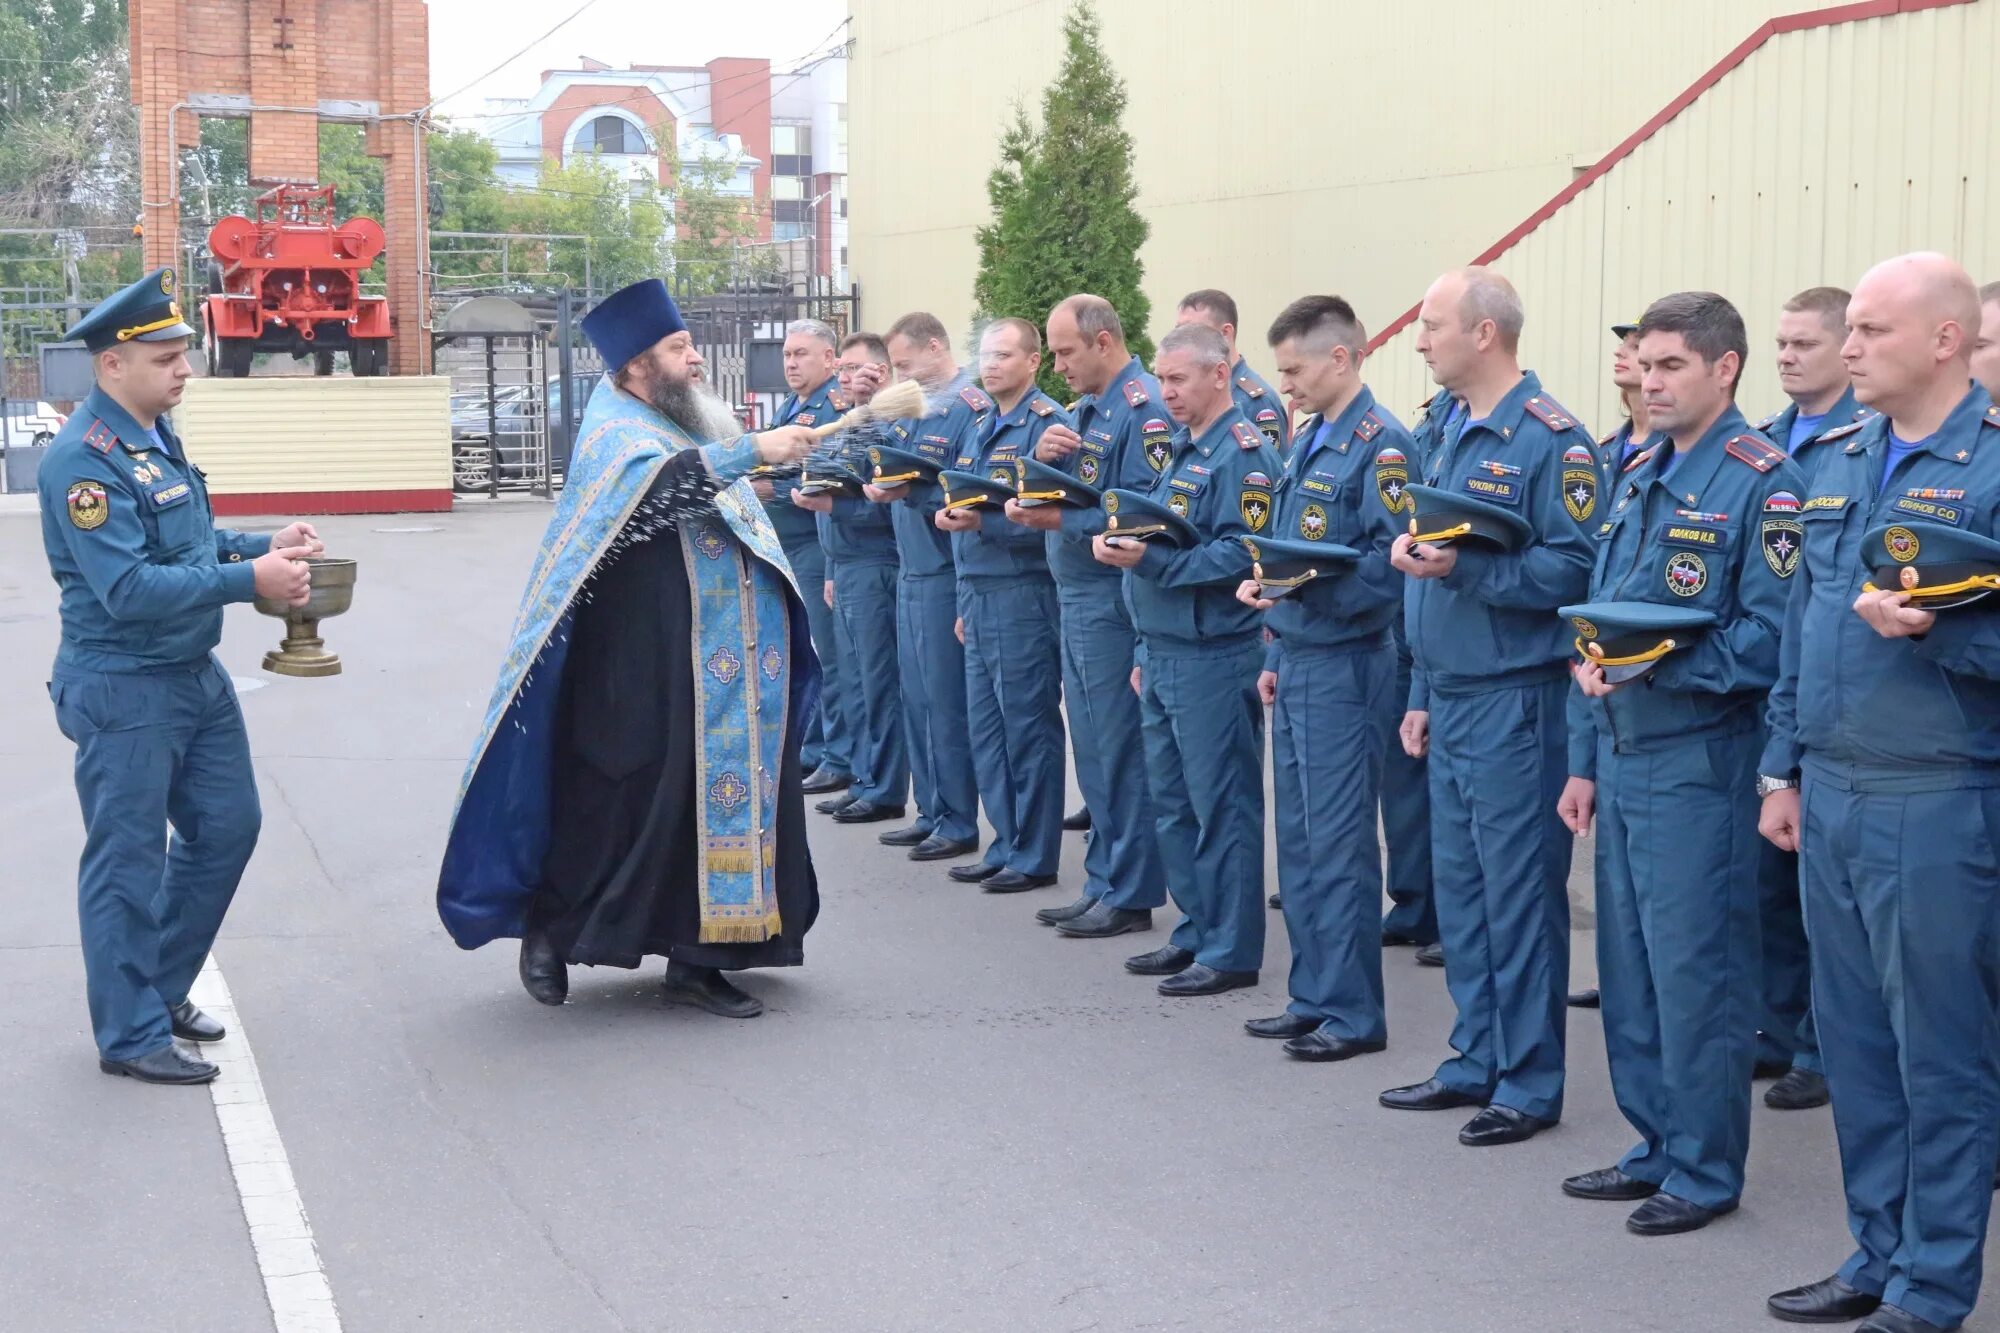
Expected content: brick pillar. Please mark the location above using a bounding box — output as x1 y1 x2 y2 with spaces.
130 0 185 272
375 0 431 375
246 0 319 182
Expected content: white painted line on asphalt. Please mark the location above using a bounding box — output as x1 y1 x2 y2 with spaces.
189 956 344 1333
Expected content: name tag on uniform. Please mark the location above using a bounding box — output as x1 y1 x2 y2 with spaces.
1168 476 1201 494
1301 478 1335 494
150 481 192 508
1662 523 1724 548
1889 494 1969 527
1463 474 1521 506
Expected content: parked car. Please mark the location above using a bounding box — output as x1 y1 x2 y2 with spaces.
449 376 598 491
2 400 67 449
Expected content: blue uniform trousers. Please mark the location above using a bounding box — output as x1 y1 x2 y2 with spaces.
1379 629 1436 943
1058 591 1162 910
1594 731 1762 1210
895 571 979 844
960 577 1064 877
785 538 853 776
832 560 907 807
1427 677 1571 1122
1141 638 1267 973
1802 772 2000 1330
1272 640 1393 1039
1756 839 1822 1072
50 658 261 1061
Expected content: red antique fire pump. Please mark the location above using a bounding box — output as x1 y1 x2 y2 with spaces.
202 184 392 376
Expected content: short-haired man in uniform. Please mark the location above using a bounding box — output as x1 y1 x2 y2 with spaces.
1761 253 2000 1333
1005 295 1168 941
1555 292 1804 1235
794 332 909 822
39 269 318 1084
1094 322 1280 995
1235 295 1407 1060
1381 267 1594 1146
1971 279 2000 403
760 319 856 796
933 318 1067 892
861 313 987 862
1177 288 1292 457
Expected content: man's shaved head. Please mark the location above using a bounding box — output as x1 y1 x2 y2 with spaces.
1853 251 1981 356
1844 251 1981 418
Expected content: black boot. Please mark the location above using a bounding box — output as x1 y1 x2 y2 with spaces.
661 962 765 1018
519 929 568 1006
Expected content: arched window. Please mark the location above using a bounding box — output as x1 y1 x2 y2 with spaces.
583 115 648 155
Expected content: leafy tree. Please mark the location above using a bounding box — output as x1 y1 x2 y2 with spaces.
665 152 760 297
971 0 1152 399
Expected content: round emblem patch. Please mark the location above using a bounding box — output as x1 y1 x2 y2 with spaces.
991 468 1011 484
1299 504 1327 541
1665 551 1708 598
1167 492 1190 518
159 268 176 296
868 447 883 465
1884 526 1920 563
1571 616 1598 640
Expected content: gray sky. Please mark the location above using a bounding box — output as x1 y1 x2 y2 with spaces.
425 0 848 118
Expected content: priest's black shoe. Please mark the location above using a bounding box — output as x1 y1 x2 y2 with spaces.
1561 1166 1658 1201
910 835 978 862
1856 1306 1950 1333
99 1045 219 1085
1124 945 1194 976
1754 1055 1794 1080
1459 1105 1553 1146
1037 894 1096 926
983 870 1056 893
833 800 905 825
519 929 568 1006
1626 1192 1733 1236
1567 987 1600 1009
1381 930 1425 947
1767 1276 1882 1324
1056 903 1150 938
878 821 930 846
169 999 225 1043
814 793 857 815
1284 1031 1386 1062
1062 806 1091 831
947 862 1000 883
1379 1078 1487 1111
1157 964 1257 997
800 765 853 795
1765 1067 1831 1110
1244 1012 1318 1040
660 962 764 1018
1415 942 1445 967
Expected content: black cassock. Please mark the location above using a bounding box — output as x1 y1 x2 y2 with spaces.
529 451 819 970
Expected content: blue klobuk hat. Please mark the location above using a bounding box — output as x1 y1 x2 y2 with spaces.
580 278 687 372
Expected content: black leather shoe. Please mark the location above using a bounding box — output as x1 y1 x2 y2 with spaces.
983 870 1057 893
1562 1166 1658 1201
1754 1055 1794 1080
1567 987 1600 1009
815 793 858 815
1767 1276 1882 1324
1415 942 1445 967
911 835 979 862
1062 807 1091 831
1856 1305 1945 1333
660 962 764 1018
1380 1078 1488 1111
1056 903 1151 938
834 800 906 825
169 1000 225 1043
1267 892 1282 910
1381 930 1425 947
1244 1012 1319 1040
1765 1067 1831 1110
1284 1031 1387 1062
947 862 1000 883
1626 1192 1733 1235
1459 1105 1554 1147
519 929 568 1006
1037 894 1097 926
99 1045 219 1085
877 821 932 846
1158 964 1257 997
800 765 853 795
1124 945 1195 976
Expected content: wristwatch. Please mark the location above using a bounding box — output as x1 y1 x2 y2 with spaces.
1756 774 1799 799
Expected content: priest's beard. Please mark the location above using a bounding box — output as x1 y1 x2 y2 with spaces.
647 373 742 443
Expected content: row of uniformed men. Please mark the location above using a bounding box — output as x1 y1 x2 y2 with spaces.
764 260 2000 1333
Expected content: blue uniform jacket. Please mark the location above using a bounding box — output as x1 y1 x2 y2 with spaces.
1570 408 1804 777
1124 403 1284 650
1756 385 1872 482
1406 371 1596 706
1762 386 2000 785
952 387 1064 581
39 387 265 672
1263 386 1408 666
1596 418 1661 498
815 420 899 567
763 375 845 547
1049 356 1172 588
888 371 992 579
1409 391 1458 474
1232 357 1291 453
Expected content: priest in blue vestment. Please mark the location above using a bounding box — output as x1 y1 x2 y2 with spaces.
438 279 823 1018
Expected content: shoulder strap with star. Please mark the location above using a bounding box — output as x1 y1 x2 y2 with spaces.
1354 411 1385 445
1521 393 1581 433
1724 433 1787 473
1122 378 1150 408
959 385 992 413
1230 421 1264 450
1028 396 1055 417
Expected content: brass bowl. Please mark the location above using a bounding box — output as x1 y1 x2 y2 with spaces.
255 556 357 677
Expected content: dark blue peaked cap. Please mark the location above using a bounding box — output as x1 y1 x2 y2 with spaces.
63 268 196 352
1102 488 1199 549
1403 482 1536 552
1014 456 1102 508
1559 599 1718 684
1863 519 2000 610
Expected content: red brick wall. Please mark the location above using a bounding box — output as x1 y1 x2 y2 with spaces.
705 57 771 242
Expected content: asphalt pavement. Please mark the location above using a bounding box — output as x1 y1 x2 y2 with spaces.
1 501 1989 1333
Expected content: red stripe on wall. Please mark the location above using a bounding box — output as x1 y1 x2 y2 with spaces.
211 489 454 517
1365 0 1978 351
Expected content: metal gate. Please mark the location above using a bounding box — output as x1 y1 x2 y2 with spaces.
670 279 860 431
432 296 553 498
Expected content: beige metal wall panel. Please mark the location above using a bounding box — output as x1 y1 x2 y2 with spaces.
848 0 1857 358
1365 0 1996 433
176 376 454 493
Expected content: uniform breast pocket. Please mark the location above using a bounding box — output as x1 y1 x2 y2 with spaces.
1798 500 1856 579
1654 526 1735 606
1290 478 1346 542
1165 473 1208 524
143 480 208 555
